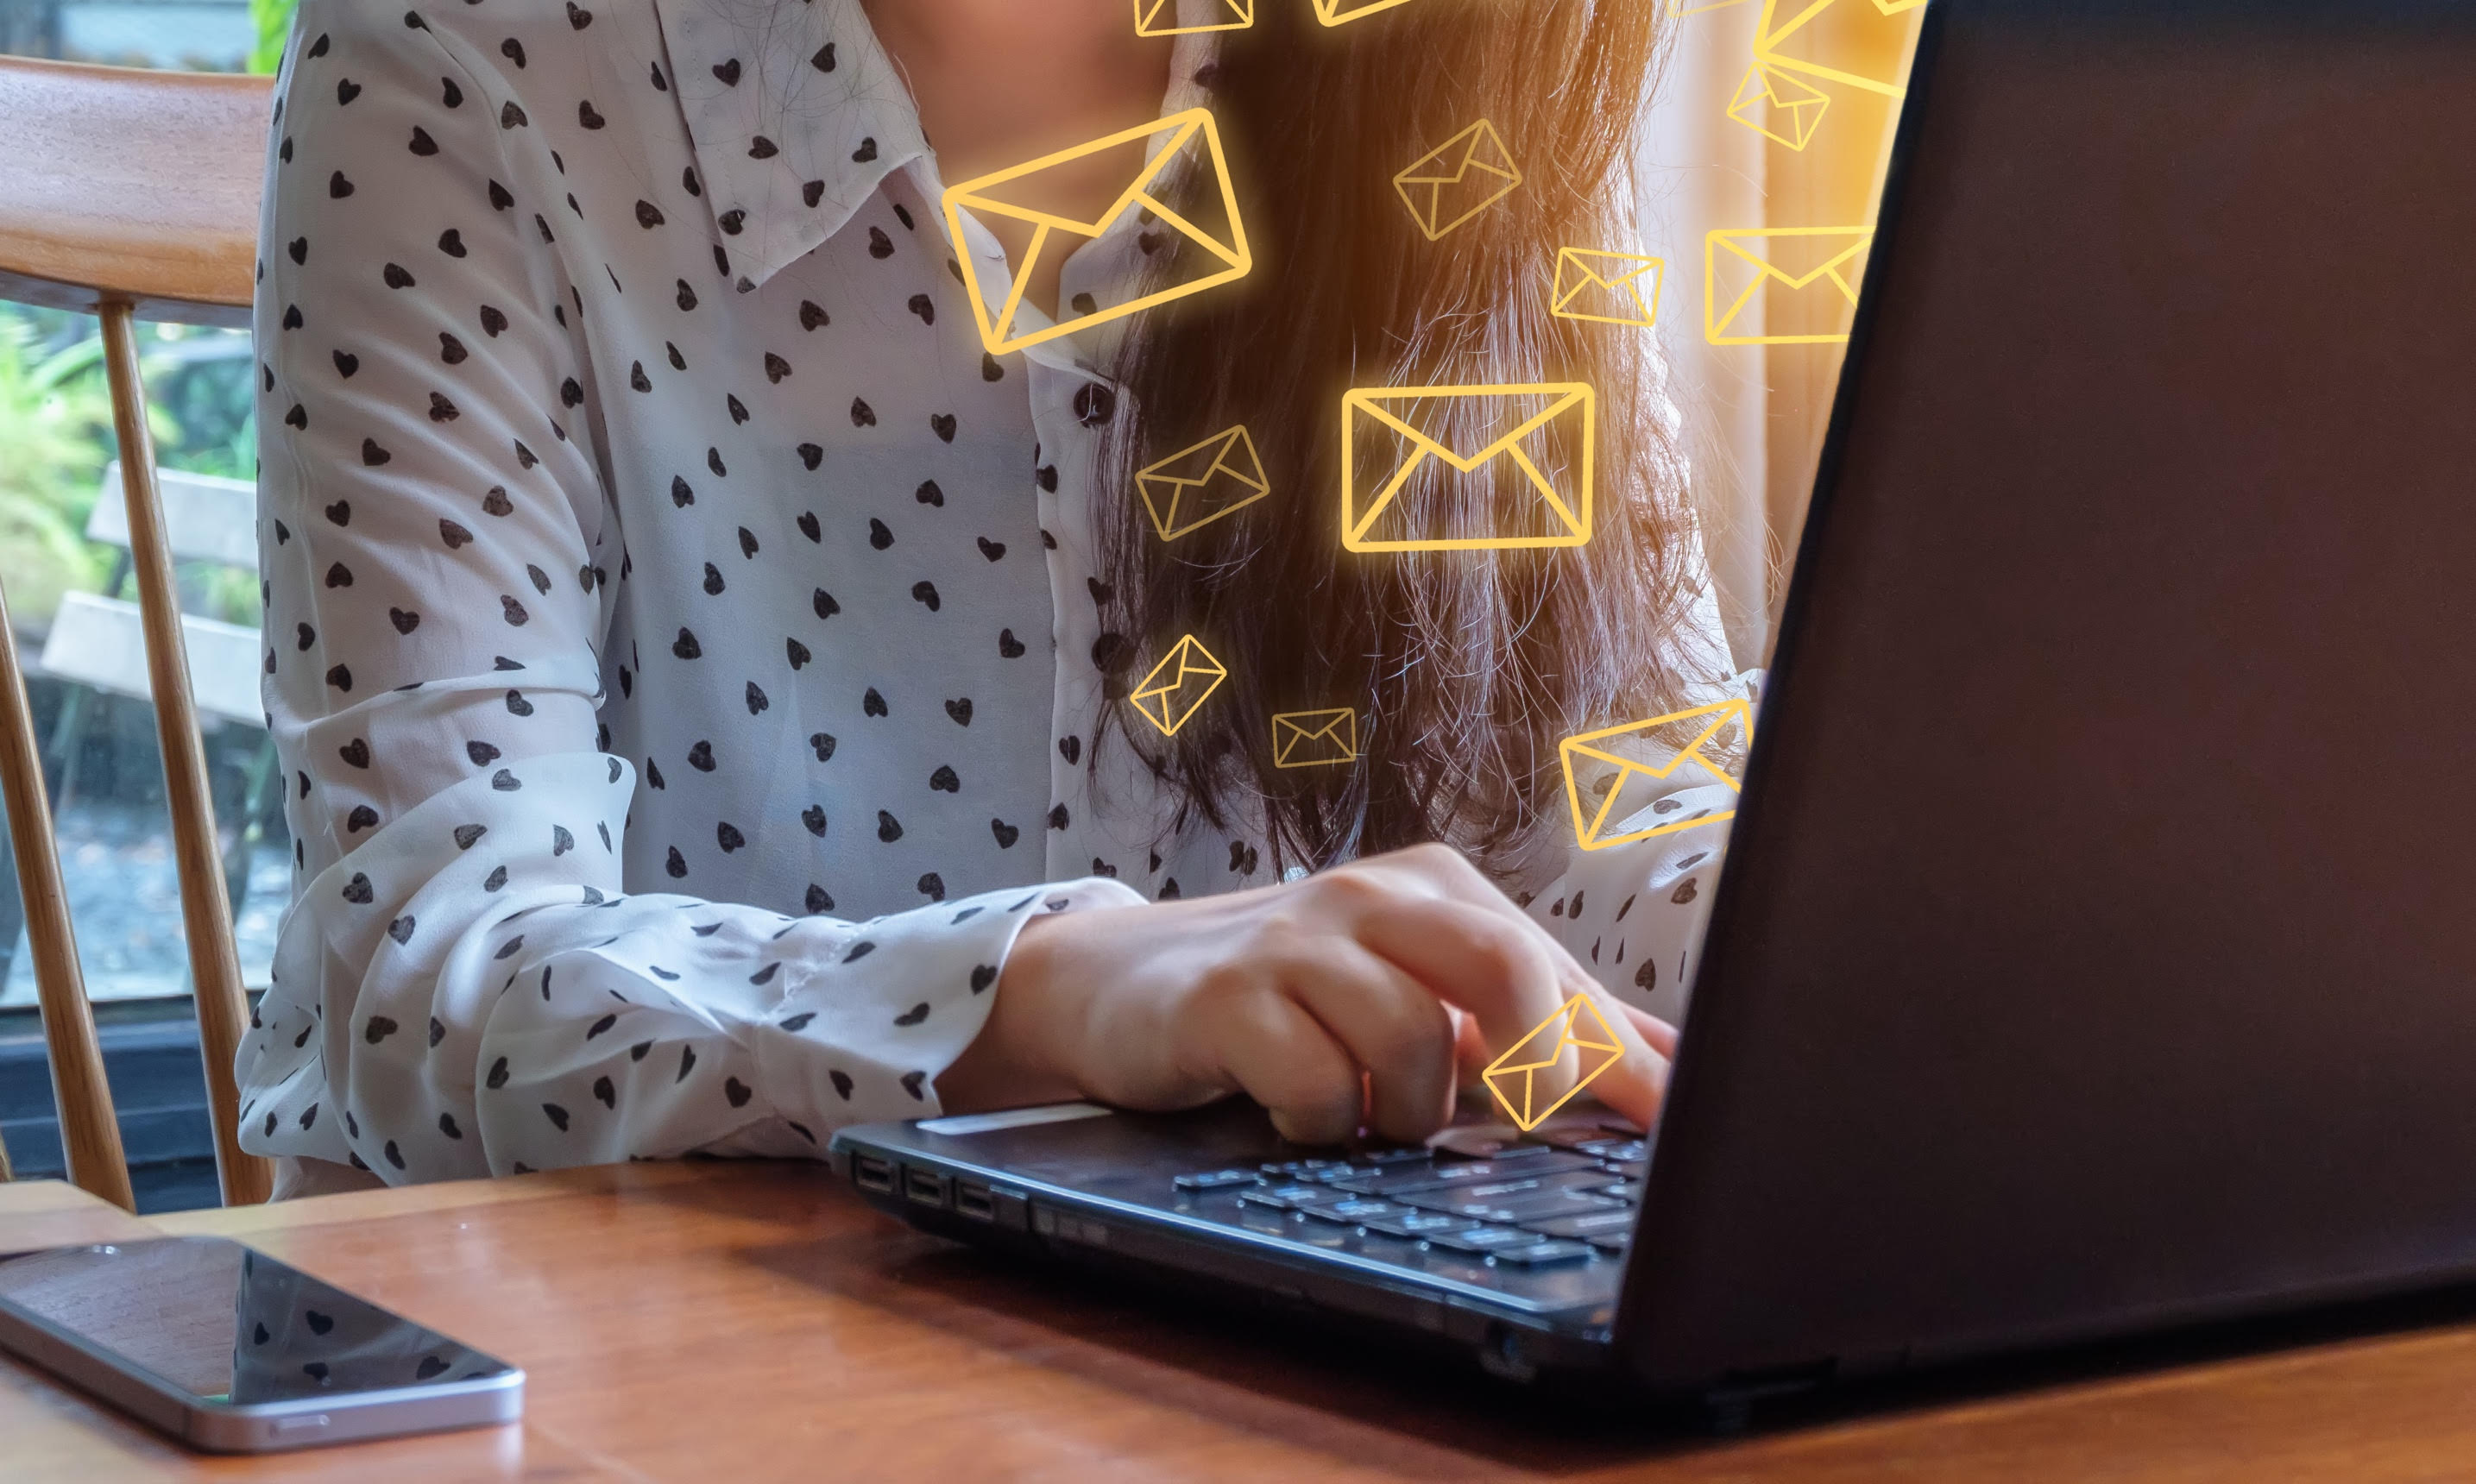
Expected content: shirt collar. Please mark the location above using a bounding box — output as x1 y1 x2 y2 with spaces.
650 0 929 294
652 0 1225 298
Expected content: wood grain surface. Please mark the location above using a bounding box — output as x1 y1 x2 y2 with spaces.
0 57 266 326
96 305 269 1210
8 1169 2476 1481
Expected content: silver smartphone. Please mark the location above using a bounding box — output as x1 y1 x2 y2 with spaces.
0 1235 521 1452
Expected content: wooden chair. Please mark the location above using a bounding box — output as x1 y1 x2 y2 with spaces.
0 54 275 1209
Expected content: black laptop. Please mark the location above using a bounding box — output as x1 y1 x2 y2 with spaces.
832 0 2476 1405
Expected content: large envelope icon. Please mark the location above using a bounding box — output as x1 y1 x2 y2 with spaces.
1340 383 1595 552
1756 0 1925 99
1393 119 1522 242
1704 225 1873 346
1727 61 1832 151
1271 708 1358 770
1137 424 1270 542
1560 699 1752 852
1136 0 1253 35
1312 0 1421 25
1551 248 1663 329
1130 635 1228 738
1481 992 1626 1132
943 109 1251 357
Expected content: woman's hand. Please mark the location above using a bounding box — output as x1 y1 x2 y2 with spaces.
937 843 1679 1144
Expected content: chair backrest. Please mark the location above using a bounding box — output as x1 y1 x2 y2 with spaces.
0 54 274 1209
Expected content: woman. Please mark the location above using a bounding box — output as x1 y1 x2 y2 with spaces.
240 0 1748 1193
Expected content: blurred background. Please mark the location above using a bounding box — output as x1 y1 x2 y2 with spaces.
0 0 1905 1209
0 0 289 1208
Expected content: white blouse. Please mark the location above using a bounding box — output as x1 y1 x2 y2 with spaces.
237 0 1751 1185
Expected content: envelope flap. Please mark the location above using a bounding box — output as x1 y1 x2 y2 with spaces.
954 113 1204 236
1559 997 1624 1054
1713 228 1873 288
1140 426 1250 487
1349 386 1591 472
1399 121 1518 186
1276 709 1351 741
1561 249 1661 291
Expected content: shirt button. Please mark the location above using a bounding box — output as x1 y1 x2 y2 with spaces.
1073 383 1117 427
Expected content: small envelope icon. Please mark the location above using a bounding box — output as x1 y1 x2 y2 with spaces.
1312 0 1421 24
1756 0 1921 99
1551 248 1663 329
1482 992 1626 1132
1393 119 1521 242
1137 425 1270 542
943 109 1251 357
1130 635 1228 738
1271 708 1358 770
1340 382 1595 552
1560 699 1752 852
1136 0 1252 35
1727 61 1831 151
1704 225 1873 346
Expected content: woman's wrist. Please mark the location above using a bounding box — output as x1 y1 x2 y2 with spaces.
932 910 1088 1116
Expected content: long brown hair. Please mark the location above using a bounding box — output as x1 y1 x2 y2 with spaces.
1097 0 1692 878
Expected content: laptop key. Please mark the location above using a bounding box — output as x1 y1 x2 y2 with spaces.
1492 1240 1595 1267
1516 1208 1637 1240
1298 1198 1402 1225
1421 1226 1533 1255
1586 1232 1629 1253
1238 1183 1351 1212
1172 1169 1261 1192
1326 1153 1598 1198
1577 1139 1649 1162
1354 1210 1468 1238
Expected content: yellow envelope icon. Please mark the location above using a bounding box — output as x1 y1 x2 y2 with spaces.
1704 225 1873 346
1560 699 1752 852
1137 425 1270 542
1727 61 1831 151
1481 992 1626 1132
1271 708 1358 770
1130 635 1228 738
943 109 1251 357
1756 0 1922 99
1312 0 1421 24
1340 383 1594 552
1135 0 1252 35
1551 248 1663 329
1392 119 1521 242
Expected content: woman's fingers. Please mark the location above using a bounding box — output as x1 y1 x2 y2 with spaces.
1199 982 1367 1145
1280 944 1459 1142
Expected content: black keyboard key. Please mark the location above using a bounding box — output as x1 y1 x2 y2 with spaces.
1597 1179 1642 1203
1354 1210 1469 1239
1259 1159 1351 1179
1238 1183 1351 1212
1297 1198 1403 1226
1172 1169 1260 1192
1517 1208 1637 1240
1452 1192 1623 1224
1586 1232 1629 1253
1352 1147 1434 1166
1492 1240 1595 1267
1326 1152 1597 1198
1577 1139 1649 1162
1420 1226 1532 1255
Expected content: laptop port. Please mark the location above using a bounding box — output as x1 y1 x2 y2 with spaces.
852 1154 895 1193
953 1181 995 1222
904 1166 948 1210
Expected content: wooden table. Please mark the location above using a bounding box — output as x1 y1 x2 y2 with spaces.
6 1168 2476 1481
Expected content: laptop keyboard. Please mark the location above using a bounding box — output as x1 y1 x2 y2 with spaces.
1169 1123 1649 1274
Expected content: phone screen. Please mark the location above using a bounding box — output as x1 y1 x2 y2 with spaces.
0 1236 511 1407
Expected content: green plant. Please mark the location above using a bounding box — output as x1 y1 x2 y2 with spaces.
249 0 300 76
0 319 110 623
